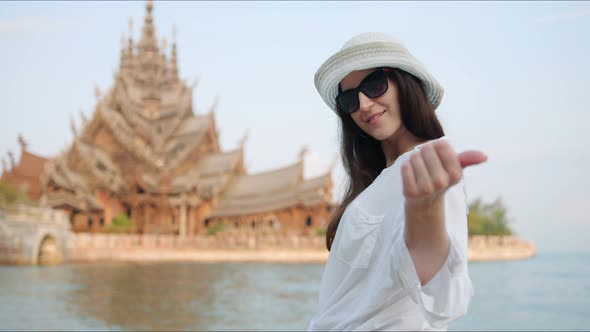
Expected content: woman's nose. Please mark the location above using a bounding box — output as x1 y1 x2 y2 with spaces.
357 91 374 112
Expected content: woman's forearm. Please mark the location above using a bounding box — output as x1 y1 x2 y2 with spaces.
404 196 450 286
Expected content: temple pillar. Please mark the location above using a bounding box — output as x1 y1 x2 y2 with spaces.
187 205 194 236
179 202 187 237
193 203 212 235
146 205 152 233
104 206 112 228
135 203 144 233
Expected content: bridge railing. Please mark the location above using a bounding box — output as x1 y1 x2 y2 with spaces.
0 205 70 229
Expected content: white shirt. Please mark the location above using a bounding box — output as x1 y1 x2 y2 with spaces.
308 137 473 331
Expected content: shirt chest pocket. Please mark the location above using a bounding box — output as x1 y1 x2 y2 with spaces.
336 204 385 269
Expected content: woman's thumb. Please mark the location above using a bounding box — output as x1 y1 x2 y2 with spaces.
458 150 488 168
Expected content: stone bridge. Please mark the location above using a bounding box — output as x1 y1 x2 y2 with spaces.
0 205 70 265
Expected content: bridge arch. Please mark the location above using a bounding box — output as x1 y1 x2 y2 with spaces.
31 230 63 265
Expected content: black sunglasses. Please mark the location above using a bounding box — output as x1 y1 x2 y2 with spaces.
336 68 391 114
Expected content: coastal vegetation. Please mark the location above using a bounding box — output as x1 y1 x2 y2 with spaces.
467 197 513 236
315 227 327 237
0 180 33 210
103 213 137 234
207 222 225 236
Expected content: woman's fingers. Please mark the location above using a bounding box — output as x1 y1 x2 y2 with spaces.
410 151 434 196
421 143 450 191
434 140 463 184
401 162 418 198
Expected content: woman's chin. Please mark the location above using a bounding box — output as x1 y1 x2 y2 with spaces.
369 130 391 141
368 125 402 141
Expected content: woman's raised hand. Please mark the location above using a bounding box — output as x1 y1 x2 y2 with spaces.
401 140 487 206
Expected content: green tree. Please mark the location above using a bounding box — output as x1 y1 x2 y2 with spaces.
315 227 327 236
0 180 32 210
103 213 137 234
207 222 225 236
467 197 513 236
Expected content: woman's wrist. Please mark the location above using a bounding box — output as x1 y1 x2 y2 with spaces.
404 194 447 248
405 191 445 213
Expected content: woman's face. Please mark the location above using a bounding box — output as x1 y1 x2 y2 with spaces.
339 68 402 141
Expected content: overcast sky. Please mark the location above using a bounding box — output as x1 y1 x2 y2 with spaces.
1 1 589 253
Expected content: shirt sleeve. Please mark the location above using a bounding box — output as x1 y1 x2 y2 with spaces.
390 178 474 329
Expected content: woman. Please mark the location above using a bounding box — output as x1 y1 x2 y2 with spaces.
308 32 487 331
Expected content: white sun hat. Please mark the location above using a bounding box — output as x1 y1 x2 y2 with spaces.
314 32 444 113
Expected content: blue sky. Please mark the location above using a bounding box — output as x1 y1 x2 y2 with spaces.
1 1 589 253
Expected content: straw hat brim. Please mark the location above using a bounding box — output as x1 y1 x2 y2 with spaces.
314 41 444 113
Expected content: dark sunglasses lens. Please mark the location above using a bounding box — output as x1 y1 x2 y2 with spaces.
337 91 359 114
362 70 388 98
336 69 389 114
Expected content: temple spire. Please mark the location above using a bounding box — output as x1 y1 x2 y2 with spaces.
127 18 134 56
160 37 168 74
138 0 159 56
7 150 15 169
298 145 310 162
119 32 127 70
17 134 28 152
70 115 78 138
79 108 88 127
170 25 179 80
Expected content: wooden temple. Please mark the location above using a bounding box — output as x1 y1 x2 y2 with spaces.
1 1 334 236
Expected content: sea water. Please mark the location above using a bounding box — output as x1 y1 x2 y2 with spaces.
0 252 588 331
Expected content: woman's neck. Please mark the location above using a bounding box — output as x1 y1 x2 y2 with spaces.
381 127 426 168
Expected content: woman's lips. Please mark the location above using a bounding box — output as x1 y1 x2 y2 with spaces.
367 110 386 124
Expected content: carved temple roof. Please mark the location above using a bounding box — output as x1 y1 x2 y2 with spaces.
45 156 88 193
222 161 302 198
196 148 242 178
29 1 334 216
42 155 103 211
209 171 332 218
44 190 102 212
73 140 125 192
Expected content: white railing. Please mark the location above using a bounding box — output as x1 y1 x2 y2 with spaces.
2 205 69 229
67 232 326 251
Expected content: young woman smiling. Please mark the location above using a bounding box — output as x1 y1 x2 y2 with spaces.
308 33 487 331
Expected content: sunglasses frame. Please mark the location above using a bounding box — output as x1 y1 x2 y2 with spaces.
336 67 391 114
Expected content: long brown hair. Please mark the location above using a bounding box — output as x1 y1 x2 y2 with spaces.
326 68 445 250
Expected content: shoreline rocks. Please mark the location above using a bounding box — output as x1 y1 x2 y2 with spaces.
467 235 536 262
